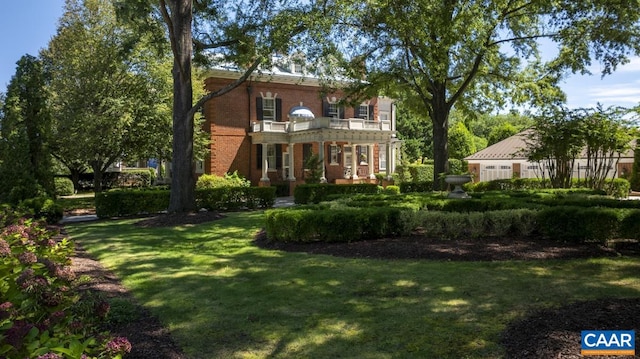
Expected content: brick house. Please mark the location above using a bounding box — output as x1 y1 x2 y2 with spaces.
202 59 400 192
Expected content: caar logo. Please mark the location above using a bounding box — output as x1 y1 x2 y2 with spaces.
581 330 635 356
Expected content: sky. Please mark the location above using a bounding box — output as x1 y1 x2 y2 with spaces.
0 0 638 110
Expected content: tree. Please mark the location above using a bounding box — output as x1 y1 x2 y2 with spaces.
0 55 54 202
448 122 476 161
578 104 633 190
42 0 173 192
116 0 322 212
521 105 633 190
522 107 583 188
326 0 640 189
487 123 519 146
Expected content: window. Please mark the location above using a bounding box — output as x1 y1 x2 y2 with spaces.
358 104 369 119
263 97 276 121
267 144 277 171
328 103 339 118
357 145 368 164
293 62 303 73
379 145 387 171
330 144 339 165
325 96 342 118
257 92 280 121
343 146 352 166
379 112 389 122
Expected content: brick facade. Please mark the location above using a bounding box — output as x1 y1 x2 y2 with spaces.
202 69 398 188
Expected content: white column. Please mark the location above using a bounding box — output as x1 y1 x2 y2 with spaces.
351 144 359 179
385 142 392 180
368 144 375 179
319 141 327 183
287 142 296 181
261 143 270 182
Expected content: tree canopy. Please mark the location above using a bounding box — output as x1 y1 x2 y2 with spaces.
42 0 173 192
322 0 640 189
0 55 54 202
115 0 326 212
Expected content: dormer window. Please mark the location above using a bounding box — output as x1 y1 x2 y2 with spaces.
293 62 303 74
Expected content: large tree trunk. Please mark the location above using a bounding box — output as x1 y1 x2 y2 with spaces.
167 0 195 213
90 161 103 193
428 87 451 191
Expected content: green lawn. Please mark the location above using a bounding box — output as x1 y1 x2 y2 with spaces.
66 212 640 359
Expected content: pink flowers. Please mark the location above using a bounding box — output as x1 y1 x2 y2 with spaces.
18 251 37 264
105 336 132 355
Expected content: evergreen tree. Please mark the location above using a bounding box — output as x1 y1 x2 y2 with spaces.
0 55 54 202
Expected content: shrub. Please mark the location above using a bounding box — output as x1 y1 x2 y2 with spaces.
606 178 630 198
19 197 64 224
293 184 380 204
537 206 621 243
116 168 155 188
619 210 640 239
196 171 250 189
95 189 170 218
0 208 130 358
399 181 434 193
382 185 400 195
54 177 75 196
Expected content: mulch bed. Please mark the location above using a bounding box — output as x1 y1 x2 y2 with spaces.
66 212 640 358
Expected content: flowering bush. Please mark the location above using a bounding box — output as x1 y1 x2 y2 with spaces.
0 206 130 358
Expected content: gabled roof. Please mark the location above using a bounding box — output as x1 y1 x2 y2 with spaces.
465 129 636 161
465 130 531 161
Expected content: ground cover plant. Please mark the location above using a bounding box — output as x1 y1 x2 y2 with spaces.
65 210 640 358
0 206 130 358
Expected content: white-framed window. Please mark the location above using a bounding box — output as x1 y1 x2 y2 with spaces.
330 144 339 165
267 144 276 171
343 145 352 166
263 97 275 121
379 145 387 171
379 112 389 122
358 145 368 164
261 91 277 121
328 103 339 118
358 104 369 119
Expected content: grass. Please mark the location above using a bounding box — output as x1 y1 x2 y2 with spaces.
57 193 95 212
66 211 640 359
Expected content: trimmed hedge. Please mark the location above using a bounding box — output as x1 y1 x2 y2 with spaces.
468 177 630 198
196 186 276 210
265 206 409 242
96 186 276 218
95 188 170 217
293 183 380 204
266 191 640 244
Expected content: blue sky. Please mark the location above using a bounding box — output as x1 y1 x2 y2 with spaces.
1 0 638 110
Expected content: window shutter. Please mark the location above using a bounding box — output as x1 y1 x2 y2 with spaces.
256 144 262 169
276 145 282 168
276 98 282 121
322 99 329 117
339 106 344 119
369 104 374 121
256 97 263 121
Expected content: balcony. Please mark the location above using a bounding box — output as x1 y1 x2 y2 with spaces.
251 117 392 133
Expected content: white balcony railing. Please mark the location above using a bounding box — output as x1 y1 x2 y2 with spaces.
252 118 392 133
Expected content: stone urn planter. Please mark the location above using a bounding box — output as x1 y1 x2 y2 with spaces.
444 175 472 198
